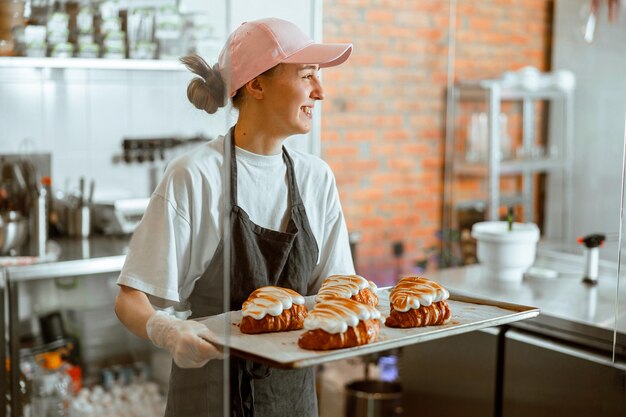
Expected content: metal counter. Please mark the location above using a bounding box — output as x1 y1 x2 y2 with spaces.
1 236 130 417
428 252 626 356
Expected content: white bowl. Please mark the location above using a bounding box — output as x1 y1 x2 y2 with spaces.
471 221 540 282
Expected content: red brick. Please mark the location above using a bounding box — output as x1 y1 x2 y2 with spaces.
323 0 552 272
366 9 395 22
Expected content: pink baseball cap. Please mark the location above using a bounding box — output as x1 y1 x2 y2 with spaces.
218 18 353 97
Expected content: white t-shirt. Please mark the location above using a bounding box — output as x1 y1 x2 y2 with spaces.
117 133 355 310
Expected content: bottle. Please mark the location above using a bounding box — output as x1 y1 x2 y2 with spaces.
31 351 72 417
29 180 48 257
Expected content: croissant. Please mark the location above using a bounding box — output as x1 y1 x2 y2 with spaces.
240 303 307 334
297 297 381 350
385 300 451 328
298 319 380 350
239 286 307 334
316 274 379 307
384 276 451 328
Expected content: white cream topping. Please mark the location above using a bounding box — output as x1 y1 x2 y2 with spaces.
390 277 450 313
304 298 381 334
315 274 378 302
242 286 305 320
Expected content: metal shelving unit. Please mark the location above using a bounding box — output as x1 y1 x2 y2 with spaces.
0 56 186 71
442 79 574 266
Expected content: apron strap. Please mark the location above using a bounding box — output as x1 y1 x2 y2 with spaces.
229 127 239 207
281 146 303 207
227 127 303 209
232 358 272 417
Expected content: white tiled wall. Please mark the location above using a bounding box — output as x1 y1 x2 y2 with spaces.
0 0 322 201
0 67 229 200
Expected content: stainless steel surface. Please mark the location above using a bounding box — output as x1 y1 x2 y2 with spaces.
430 255 626 353
487 82 501 220
3 236 128 280
28 187 47 256
399 329 500 417
0 215 27 254
345 380 403 417
507 329 626 370
198 289 539 369
398 325 626 417
502 329 626 417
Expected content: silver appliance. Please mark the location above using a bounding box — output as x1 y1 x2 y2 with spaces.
93 197 150 235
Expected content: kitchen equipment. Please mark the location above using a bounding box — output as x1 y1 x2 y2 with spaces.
93 198 149 235
0 158 28 215
31 350 73 417
39 311 66 344
471 221 540 282
0 210 28 254
577 233 617 285
29 181 48 256
67 205 91 238
345 380 403 417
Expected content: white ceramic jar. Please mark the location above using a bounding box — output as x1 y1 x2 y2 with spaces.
471 221 540 282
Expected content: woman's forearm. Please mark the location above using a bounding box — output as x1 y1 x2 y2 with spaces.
114 285 156 340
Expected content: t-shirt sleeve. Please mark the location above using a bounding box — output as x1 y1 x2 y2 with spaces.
117 191 192 308
307 170 356 294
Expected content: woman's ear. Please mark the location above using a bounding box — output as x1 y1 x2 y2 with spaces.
244 77 264 100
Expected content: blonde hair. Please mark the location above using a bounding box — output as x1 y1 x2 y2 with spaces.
180 54 227 114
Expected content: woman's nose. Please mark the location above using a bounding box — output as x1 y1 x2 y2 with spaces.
311 79 325 101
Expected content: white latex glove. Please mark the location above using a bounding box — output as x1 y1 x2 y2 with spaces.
146 311 223 368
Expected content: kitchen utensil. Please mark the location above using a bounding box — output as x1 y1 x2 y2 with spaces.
345 379 403 417
67 205 91 238
93 198 149 235
29 184 47 256
471 221 540 282
0 210 28 254
39 311 66 343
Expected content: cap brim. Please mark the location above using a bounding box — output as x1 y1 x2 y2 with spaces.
283 43 353 68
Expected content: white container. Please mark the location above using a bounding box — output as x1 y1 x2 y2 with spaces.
471 221 540 282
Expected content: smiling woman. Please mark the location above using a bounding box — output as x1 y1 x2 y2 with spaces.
114 17 355 417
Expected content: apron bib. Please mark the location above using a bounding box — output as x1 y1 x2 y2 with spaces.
165 128 320 417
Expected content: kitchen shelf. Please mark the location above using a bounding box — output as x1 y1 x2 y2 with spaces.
455 157 565 177
453 193 525 209
0 56 185 71
456 80 572 101
1 236 131 417
442 79 574 267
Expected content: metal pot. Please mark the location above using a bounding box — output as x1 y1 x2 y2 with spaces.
345 380 403 417
0 211 28 254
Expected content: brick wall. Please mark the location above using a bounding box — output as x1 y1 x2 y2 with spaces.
321 0 553 284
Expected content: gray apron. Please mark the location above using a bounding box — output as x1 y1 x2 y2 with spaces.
164 129 320 417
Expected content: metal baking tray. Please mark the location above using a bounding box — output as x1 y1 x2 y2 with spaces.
197 287 540 369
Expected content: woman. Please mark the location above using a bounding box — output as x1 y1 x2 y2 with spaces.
115 17 354 417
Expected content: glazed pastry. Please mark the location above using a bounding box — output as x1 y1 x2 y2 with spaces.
385 276 451 328
239 286 308 334
316 274 379 307
298 298 381 350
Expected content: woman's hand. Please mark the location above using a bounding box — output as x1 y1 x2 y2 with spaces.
146 311 223 368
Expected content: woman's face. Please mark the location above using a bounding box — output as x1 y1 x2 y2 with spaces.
259 63 325 136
